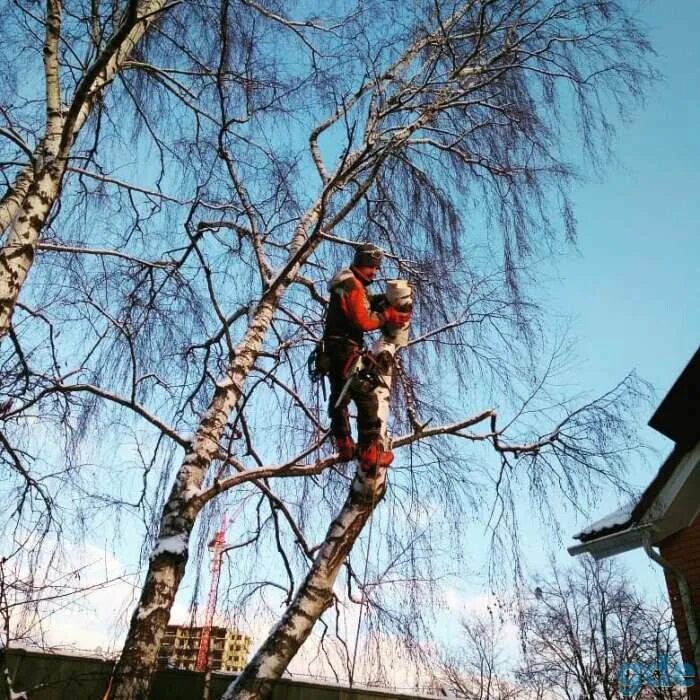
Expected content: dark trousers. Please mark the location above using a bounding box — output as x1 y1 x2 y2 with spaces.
327 340 381 448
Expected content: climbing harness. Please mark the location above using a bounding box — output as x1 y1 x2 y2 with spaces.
333 349 391 411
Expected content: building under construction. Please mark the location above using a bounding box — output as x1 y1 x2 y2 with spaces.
158 625 252 673
156 512 252 673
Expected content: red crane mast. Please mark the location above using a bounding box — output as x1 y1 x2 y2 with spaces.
195 516 228 672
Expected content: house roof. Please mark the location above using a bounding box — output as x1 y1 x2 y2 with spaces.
573 443 689 542
573 503 635 541
648 347 700 447
568 347 700 559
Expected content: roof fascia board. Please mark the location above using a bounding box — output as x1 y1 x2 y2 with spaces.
567 524 653 560
638 439 700 529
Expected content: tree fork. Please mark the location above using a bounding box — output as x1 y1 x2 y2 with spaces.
109 127 400 696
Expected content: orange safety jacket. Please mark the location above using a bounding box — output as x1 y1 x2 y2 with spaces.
324 267 383 346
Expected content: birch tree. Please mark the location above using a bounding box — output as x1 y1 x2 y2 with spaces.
0 1 658 698
0 0 190 340
0 0 287 589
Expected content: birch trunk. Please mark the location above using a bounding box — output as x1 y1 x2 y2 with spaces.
0 164 34 237
0 161 66 338
223 469 388 700
105 471 196 700
107 208 322 699
223 329 404 700
0 0 172 341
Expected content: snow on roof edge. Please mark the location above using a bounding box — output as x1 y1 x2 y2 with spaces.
572 501 637 542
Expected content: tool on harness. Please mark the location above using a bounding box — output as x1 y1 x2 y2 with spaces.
307 340 329 401
332 350 363 410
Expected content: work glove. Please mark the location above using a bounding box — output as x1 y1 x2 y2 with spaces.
382 306 412 328
369 293 388 312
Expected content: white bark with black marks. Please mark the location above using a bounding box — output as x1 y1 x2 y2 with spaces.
223 468 388 700
107 207 323 699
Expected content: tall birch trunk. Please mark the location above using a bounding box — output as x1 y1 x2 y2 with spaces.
0 0 172 341
0 164 34 237
223 329 404 700
107 208 322 699
224 468 388 700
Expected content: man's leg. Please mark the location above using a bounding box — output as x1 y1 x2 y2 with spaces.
351 374 393 472
327 354 355 461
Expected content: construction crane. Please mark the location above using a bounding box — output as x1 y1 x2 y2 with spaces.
194 500 247 673
195 515 228 672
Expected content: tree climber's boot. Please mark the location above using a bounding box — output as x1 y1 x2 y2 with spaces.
358 440 393 474
333 434 356 462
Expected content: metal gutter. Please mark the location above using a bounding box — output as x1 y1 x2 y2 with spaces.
567 523 654 559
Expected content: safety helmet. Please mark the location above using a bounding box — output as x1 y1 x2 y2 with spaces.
353 243 383 268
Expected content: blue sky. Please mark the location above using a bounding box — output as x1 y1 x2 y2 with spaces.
525 0 699 596
432 2 700 624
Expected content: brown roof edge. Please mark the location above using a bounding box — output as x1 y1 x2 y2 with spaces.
648 347 700 447
629 443 689 522
573 347 699 547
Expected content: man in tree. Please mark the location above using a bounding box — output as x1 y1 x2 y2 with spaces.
323 243 411 471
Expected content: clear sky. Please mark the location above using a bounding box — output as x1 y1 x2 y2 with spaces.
520 0 700 596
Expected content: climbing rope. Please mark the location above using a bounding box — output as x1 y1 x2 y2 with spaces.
349 463 381 686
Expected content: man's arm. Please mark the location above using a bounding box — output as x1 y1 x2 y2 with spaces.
339 281 384 331
368 293 387 312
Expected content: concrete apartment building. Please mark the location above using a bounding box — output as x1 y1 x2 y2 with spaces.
158 625 252 673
